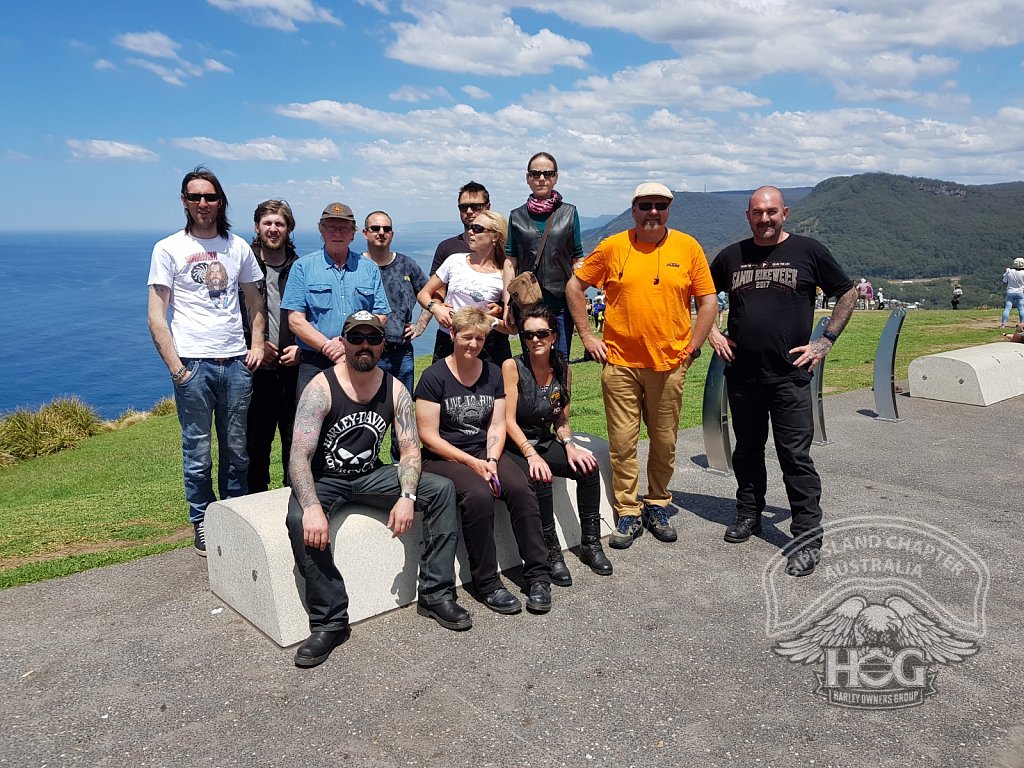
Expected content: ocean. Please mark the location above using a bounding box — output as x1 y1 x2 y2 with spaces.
0 229 458 419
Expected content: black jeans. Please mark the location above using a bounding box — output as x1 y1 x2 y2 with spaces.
726 375 823 551
505 440 601 529
246 365 298 493
285 466 460 632
422 454 549 595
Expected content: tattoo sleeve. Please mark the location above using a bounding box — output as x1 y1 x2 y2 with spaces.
393 386 421 495
289 382 329 511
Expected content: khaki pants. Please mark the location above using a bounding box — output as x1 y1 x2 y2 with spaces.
601 362 687 518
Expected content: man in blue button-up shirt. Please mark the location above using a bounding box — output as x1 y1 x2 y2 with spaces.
283 202 391 397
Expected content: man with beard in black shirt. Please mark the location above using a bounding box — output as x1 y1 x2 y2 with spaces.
708 186 856 577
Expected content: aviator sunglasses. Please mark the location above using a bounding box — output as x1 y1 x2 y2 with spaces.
635 201 670 212
521 329 554 341
184 192 221 203
344 331 385 345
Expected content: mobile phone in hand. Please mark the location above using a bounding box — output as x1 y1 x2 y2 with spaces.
488 474 502 498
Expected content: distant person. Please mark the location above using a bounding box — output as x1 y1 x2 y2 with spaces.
506 152 585 358
147 167 266 556
286 311 470 668
592 293 605 332
708 186 856 577
876 288 885 310
282 203 391 398
418 211 514 364
856 278 872 310
567 182 717 549
1000 258 1024 328
244 199 300 493
951 283 963 310
428 182 500 359
362 211 430 460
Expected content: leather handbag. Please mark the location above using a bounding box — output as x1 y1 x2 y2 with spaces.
507 213 553 310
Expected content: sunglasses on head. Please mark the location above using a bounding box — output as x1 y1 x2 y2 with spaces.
521 329 554 341
527 170 557 179
467 223 493 235
185 192 220 203
344 331 385 345
458 202 486 213
635 201 670 212
366 225 392 233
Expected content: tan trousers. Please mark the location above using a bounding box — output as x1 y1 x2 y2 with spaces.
601 362 687 518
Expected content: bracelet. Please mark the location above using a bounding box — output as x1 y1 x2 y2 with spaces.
520 440 532 452
171 365 188 383
822 330 838 344
426 300 439 312
486 457 498 464
400 492 417 501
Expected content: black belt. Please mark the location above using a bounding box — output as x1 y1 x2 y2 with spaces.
384 340 411 351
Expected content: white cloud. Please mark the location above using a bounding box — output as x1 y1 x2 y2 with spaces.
126 58 188 87
356 0 389 12
67 139 159 162
389 85 452 102
461 85 491 100
206 0 341 31
203 58 233 73
115 31 180 59
172 136 341 161
93 59 116 71
387 3 591 75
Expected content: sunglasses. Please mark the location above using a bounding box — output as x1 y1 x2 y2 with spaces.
528 170 557 179
467 223 494 235
635 201 670 212
521 329 554 341
344 331 385 345
458 202 487 213
184 192 220 203
366 225 392 233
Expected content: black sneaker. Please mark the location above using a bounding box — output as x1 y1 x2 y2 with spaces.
786 547 820 577
193 521 207 557
724 515 762 544
641 503 677 543
608 515 643 549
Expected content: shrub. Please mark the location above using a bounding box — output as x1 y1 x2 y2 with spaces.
0 398 103 462
151 397 176 417
38 397 102 438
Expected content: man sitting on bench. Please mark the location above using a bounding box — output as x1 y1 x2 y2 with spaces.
287 310 471 668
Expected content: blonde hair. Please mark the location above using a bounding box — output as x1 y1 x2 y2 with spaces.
472 210 508 267
450 306 492 337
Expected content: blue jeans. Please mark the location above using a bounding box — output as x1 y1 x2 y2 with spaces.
174 357 252 524
376 342 415 462
1003 293 1024 325
543 292 574 360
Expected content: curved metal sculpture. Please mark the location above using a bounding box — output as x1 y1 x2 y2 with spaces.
809 317 830 446
873 306 907 422
701 349 732 475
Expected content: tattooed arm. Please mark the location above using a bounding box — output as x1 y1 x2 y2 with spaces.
289 375 332 551
147 285 186 377
388 382 419 538
790 286 858 372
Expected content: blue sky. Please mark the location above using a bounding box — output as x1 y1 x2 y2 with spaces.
2 0 1023 232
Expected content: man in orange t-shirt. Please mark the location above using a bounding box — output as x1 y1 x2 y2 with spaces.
567 183 717 548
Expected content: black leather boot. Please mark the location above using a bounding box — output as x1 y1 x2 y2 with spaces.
578 516 613 576
543 523 572 587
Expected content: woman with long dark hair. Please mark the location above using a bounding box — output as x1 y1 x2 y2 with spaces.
506 152 584 358
501 304 612 584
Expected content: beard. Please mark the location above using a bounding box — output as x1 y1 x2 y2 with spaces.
352 351 377 372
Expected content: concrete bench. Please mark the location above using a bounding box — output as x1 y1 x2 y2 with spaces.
908 342 1024 406
205 435 615 647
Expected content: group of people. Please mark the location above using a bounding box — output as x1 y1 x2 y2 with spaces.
148 164 856 669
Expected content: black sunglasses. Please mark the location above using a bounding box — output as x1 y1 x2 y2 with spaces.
366 225 392 233
458 202 487 213
344 331 385 345
185 192 221 203
521 329 555 341
635 201 670 212
467 223 494 235
527 170 557 179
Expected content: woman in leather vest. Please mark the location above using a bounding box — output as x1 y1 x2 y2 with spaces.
501 304 612 584
506 153 584 359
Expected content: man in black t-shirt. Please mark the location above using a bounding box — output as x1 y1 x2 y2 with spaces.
708 187 856 577
286 311 470 668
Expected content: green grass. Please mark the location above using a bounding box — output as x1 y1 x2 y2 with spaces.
0 310 1004 588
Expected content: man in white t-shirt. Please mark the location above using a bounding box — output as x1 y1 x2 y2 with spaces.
147 167 266 556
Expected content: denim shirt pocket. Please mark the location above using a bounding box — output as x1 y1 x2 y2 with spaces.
354 286 376 309
307 284 333 316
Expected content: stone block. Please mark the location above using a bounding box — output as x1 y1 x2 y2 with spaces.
205 435 614 647
908 342 1024 406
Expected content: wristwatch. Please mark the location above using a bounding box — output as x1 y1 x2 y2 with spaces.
822 330 839 344
684 345 701 359
426 300 439 312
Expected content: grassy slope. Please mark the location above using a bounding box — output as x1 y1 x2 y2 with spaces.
0 309 1003 588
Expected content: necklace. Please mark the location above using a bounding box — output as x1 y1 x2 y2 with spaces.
619 229 668 285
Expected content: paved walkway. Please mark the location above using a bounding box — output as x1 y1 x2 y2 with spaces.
3 388 1022 767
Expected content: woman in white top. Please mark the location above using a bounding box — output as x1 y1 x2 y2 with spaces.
418 210 514 363
1000 257 1024 328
